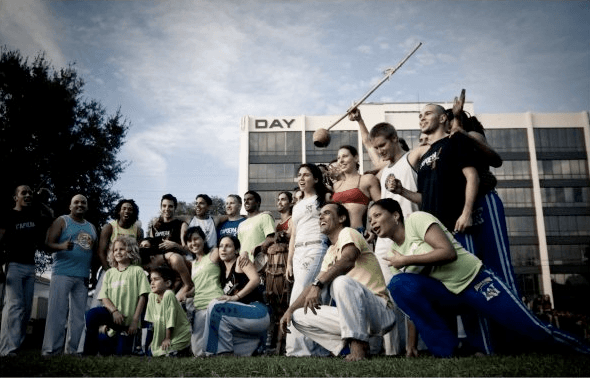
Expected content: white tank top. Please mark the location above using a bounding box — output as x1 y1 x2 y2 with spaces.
376 152 419 281
379 152 419 218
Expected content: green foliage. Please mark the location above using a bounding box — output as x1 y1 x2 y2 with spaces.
0 47 129 228
2 352 590 377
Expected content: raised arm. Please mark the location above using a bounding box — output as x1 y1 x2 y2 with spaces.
349 108 388 170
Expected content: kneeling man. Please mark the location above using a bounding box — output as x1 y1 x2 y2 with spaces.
279 203 395 361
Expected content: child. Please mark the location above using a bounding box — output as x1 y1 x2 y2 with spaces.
145 265 191 357
83 236 150 355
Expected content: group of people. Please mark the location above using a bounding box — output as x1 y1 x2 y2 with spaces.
1 90 589 360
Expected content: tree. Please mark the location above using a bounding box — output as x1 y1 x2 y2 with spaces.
0 47 129 230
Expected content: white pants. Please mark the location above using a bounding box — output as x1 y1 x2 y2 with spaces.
292 275 396 356
286 243 330 357
191 308 207 356
42 275 88 355
0 263 36 356
203 299 269 356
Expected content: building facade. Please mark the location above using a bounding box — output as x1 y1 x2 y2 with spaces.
238 103 590 312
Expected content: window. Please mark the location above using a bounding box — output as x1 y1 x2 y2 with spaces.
545 215 590 236
249 164 298 183
305 130 358 155
249 132 301 157
537 160 588 179
492 160 532 180
511 245 540 267
485 129 529 153
505 216 537 237
534 128 586 153
541 187 590 207
496 188 534 208
548 245 589 266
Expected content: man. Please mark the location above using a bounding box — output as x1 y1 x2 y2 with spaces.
149 194 187 254
188 194 218 250
387 103 487 355
42 194 97 356
217 194 246 239
237 191 275 262
351 109 424 356
386 103 479 249
279 203 395 361
147 194 193 302
0 185 51 356
90 199 144 308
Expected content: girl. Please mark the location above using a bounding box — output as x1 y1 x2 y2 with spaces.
203 236 270 356
83 236 150 356
145 265 192 357
285 163 331 356
331 145 381 234
369 198 590 357
184 226 223 356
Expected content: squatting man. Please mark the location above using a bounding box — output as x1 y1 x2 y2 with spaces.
279 202 395 361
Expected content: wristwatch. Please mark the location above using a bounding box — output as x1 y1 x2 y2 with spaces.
311 279 324 290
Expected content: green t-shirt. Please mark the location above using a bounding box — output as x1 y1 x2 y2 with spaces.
145 290 191 357
389 211 482 294
321 227 393 306
98 265 150 326
237 213 275 261
192 253 224 310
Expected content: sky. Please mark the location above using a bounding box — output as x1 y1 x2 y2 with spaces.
1 0 589 228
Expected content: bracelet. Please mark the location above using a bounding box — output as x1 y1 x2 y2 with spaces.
110 309 119 314
235 292 241 299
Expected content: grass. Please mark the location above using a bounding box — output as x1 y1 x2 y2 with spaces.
2 350 590 377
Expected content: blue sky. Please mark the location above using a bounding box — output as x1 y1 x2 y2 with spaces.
1 0 588 228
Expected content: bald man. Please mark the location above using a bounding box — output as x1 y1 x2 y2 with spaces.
42 194 98 356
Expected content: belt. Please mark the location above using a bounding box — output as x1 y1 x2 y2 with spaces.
294 240 322 248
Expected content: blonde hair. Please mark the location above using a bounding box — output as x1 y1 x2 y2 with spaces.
107 235 142 268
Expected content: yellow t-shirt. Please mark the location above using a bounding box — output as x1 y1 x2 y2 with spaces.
321 228 392 307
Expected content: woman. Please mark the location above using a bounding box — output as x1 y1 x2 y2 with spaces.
331 145 380 233
203 236 269 356
285 163 331 357
369 198 590 357
275 191 293 240
184 226 223 356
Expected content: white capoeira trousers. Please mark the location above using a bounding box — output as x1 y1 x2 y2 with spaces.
292 275 396 356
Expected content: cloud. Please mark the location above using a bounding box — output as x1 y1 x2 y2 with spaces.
0 0 67 67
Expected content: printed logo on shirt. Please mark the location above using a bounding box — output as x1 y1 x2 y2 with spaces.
223 280 234 295
111 279 126 289
16 221 36 230
420 148 441 171
75 232 94 250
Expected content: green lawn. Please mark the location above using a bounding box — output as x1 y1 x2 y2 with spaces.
2 351 590 377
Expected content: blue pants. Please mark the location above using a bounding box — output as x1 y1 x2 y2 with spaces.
204 300 269 356
454 191 520 354
388 269 590 357
83 307 136 355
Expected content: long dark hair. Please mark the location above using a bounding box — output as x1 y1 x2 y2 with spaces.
298 163 330 209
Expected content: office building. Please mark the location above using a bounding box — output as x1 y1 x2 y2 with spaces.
238 103 590 311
